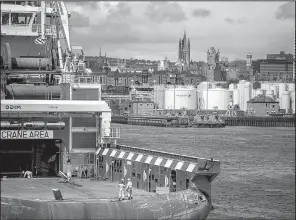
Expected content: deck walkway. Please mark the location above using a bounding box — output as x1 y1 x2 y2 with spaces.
1 178 153 202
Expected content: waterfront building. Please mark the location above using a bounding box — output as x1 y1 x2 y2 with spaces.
247 95 280 116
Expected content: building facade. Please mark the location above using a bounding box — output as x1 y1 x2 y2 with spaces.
247 95 280 116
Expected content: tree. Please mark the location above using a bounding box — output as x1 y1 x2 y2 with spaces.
252 81 261 90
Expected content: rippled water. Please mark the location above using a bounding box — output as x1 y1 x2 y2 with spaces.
115 124 295 219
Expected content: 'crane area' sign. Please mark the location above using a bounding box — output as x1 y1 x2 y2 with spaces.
1 130 53 139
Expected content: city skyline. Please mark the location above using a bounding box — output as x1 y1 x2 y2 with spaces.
66 1 294 62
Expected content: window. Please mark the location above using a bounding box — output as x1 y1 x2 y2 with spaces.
132 172 136 177
2 12 9 25
272 104 275 108
11 13 32 25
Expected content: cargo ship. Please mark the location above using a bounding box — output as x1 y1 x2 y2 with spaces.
0 1 220 219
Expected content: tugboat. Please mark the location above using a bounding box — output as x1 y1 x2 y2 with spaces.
1 1 220 219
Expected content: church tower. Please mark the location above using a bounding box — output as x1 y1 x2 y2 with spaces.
178 31 190 70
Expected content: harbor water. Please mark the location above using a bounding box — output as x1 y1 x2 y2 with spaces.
115 124 295 219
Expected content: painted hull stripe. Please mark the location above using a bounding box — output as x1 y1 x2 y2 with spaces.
110 150 117 157
97 149 199 173
144 156 153 164
118 151 126 159
186 163 196 172
154 157 163 166
149 157 157 165
126 152 134 160
175 161 184 170
95 147 102 155
135 154 143 162
102 148 109 156
164 160 173 168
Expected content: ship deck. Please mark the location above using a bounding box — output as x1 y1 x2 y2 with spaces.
1 178 153 202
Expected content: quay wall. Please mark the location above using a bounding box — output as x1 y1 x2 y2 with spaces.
111 115 295 127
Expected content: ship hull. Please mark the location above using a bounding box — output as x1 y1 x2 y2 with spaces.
1 189 210 220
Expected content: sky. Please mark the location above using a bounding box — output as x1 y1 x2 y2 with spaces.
65 1 295 62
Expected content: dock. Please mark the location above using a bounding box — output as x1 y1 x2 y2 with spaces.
112 115 295 127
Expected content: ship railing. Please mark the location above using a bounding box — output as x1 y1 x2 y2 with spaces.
1 24 56 36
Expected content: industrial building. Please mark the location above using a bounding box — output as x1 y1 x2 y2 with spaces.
247 95 280 116
258 51 293 81
122 100 155 116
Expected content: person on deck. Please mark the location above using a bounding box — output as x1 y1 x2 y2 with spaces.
118 179 126 201
23 170 33 178
126 178 133 200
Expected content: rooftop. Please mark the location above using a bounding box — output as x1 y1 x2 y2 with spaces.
248 95 278 103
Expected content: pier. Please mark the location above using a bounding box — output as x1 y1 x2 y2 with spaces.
223 116 295 127
112 115 295 127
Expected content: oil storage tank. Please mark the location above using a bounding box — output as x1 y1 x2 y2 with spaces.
255 89 263 96
164 87 197 110
279 83 287 98
202 88 230 110
233 89 240 106
291 91 295 113
266 90 274 99
288 83 295 92
280 90 290 112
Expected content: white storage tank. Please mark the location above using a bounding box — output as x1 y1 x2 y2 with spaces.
280 90 290 111
228 90 234 103
154 85 165 109
197 82 209 91
266 90 274 99
279 83 287 98
288 83 295 92
291 91 295 112
270 85 278 98
164 87 197 110
255 89 263 96
229 83 237 91
202 88 230 110
233 89 240 106
251 89 256 98
210 83 216 89
243 84 251 111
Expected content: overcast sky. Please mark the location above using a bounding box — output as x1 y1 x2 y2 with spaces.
66 1 295 62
